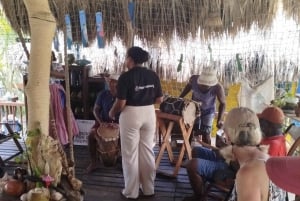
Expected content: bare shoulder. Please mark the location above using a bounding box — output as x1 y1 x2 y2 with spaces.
190 74 198 80
186 75 196 84
215 83 225 90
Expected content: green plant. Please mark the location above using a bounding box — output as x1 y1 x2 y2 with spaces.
0 9 25 100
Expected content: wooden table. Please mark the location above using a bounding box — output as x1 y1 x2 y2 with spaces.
155 110 194 177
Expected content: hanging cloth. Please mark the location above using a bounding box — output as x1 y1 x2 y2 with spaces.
238 76 275 113
50 83 79 145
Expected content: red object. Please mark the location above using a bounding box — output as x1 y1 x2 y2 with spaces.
42 174 54 188
257 106 285 124
266 156 300 195
4 179 25 197
260 135 287 156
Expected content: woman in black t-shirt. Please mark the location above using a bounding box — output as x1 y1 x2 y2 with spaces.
109 46 163 199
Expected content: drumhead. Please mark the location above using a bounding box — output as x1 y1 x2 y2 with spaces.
97 123 119 141
182 100 199 127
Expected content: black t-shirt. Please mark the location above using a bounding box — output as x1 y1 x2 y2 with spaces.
117 66 163 106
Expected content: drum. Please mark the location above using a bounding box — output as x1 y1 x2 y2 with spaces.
96 123 120 167
159 96 201 127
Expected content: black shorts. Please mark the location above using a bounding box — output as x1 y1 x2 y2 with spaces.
193 124 212 136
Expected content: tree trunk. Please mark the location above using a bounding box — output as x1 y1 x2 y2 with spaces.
22 3 83 199
23 0 56 174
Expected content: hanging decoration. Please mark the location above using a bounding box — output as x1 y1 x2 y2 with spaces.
53 29 60 52
208 44 213 65
236 53 243 72
177 54 183 72
65 14 73 50
79 10 88 47
96 12 105 48
128 1 135 27
238 76 275 113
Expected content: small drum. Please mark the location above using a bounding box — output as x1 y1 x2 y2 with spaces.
159 96 201 127
96 123 120 167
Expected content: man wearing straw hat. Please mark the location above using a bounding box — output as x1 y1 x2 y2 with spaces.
180 68 226 145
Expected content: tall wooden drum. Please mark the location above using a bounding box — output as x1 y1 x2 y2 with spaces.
96 123 120 167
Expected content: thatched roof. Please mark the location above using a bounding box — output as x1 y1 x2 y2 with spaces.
0 0 283 47
282 0 300 24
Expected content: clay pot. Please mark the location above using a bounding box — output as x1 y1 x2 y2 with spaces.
4 179 25 197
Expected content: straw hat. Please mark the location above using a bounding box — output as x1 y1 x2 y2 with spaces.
197 68 218 86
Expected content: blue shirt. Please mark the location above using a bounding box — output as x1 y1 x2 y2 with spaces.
190 75 219 115
95 90 119 123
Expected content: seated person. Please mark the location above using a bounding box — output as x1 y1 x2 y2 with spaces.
184 106 287 200
258 106 287 156
86 74 120 173
184 142 236 201
223 107 286 201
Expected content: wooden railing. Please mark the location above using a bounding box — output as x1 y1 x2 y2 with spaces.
0 100 25 134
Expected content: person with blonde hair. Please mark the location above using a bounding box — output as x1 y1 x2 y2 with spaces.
222 107 286 201
184 106 287 201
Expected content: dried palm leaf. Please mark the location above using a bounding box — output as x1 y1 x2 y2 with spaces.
0 0 283 46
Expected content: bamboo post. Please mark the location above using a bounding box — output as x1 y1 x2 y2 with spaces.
61 0 75 176
122 0 135 48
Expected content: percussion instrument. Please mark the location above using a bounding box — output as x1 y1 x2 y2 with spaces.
96 123 120 167
159 96 201 126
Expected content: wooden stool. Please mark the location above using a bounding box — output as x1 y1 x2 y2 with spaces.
155 110 194 177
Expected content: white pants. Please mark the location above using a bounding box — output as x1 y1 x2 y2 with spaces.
120 105 156 198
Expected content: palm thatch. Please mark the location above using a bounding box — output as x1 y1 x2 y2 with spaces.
0 0 287 47
282 0 300 24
